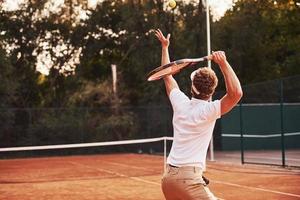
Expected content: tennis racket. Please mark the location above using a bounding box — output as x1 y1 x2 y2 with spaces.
147 55 212 81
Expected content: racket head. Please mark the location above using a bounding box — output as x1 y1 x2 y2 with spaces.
147 59 192 81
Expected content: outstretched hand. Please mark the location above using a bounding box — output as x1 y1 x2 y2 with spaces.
154 29 170 48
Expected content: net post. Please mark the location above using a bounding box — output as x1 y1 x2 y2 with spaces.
164 137 167 173
206 0 214 162
206 0 211 68
279 79 286 167
240 103 244 164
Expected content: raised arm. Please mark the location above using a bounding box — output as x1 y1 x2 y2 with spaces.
154 29 179 96
212 51 243 115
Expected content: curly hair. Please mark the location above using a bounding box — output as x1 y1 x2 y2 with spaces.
191 67 218 100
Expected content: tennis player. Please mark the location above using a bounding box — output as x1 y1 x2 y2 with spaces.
154 29 243 200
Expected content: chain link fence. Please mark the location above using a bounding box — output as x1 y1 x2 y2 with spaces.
1 75 300 167
219 75 300 167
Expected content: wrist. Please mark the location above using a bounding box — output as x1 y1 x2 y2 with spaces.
162 46 169 50
219 60 228 68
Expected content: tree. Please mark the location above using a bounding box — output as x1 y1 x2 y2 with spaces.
0 0 215 143
0 48 17 107
212 0 300 85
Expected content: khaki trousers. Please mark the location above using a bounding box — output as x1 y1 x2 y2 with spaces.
161 165 217 200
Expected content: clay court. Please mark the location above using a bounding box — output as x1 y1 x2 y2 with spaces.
1 153 299 200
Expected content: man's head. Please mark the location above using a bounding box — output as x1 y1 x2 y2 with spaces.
190 67 218 100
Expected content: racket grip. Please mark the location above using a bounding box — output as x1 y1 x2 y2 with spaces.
206 55 213 60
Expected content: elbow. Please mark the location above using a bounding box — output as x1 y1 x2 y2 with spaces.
228 88 243 102
235 88 243 101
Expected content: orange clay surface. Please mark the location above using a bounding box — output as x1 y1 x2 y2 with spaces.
1 154 299 200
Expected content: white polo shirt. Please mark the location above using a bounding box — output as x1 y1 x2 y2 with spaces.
167 88 221 170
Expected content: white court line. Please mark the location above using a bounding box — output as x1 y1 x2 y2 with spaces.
102 161 226 199
69 161 226 200
96 160 300 199
79 161 225 200
103 160 160 173
224 154 300 162
213 180 300 198
68 161 160 186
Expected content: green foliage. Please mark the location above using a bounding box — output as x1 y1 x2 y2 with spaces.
0 48 17 107
1 0 299 144
94 111 138 141
212 0 300 85
0 48 17 146
68 80 113 107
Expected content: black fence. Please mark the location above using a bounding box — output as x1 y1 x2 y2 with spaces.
219 75 300 167
1 75 300 167
0 106 173 148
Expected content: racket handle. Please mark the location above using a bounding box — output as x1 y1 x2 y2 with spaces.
206 55 213 60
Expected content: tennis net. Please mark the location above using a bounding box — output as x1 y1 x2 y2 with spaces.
221 131 300 167
0 137 175 184
0 137 173 171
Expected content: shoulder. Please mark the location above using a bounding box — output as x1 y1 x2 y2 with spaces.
169 88 190 110
170 88 189 100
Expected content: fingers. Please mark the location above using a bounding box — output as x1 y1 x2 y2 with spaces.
212 51 225 58
212 51 226 61
167 33 170 40
154 29 164 40
211 51 227 66
154 32 161 41
157 29 165 39
154 29 170 41
156 29 163 36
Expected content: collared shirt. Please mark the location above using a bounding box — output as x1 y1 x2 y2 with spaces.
167 88 221 170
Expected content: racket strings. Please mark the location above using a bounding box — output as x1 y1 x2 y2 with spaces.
148 63 189 80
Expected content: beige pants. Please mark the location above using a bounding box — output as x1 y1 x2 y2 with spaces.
161 165 217 200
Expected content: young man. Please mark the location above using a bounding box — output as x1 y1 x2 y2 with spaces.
154 29 243 200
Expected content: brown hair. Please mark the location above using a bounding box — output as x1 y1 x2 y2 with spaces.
191 67 218 100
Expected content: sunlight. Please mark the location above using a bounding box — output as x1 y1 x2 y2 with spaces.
209 0 234 21
2 0 233 20
1 0 26 11
1 0 233 75
88 0 233 20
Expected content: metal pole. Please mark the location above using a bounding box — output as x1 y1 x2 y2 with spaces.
164 138 167 173
206 0 214 161
111 64 117 97
206 0 212 69
280 79 285 167
240 103 244 164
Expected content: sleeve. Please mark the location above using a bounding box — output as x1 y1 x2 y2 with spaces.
169 88 189 111
202 100 221 121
